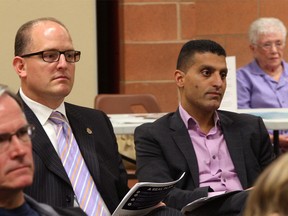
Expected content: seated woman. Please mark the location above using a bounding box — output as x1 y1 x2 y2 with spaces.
237 17 288 151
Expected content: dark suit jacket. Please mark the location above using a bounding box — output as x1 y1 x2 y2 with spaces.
25 194 86 216
135 109 274 210
21 99 129 214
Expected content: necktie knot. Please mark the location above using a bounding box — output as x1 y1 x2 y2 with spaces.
49 111 67 125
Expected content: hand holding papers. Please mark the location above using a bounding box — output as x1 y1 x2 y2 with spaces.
112 172 185 216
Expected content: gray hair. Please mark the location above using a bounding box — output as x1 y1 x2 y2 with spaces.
0 84 23 109
249 17 287 44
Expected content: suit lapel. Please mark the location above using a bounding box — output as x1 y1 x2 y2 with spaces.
22 99 103 192
218 112 248 188
170 111 200 187
22 101 71 185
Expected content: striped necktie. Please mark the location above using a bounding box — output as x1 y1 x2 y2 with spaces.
49 111 110 216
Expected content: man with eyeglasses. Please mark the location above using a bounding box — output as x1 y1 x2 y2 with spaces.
12 17 182 216
12 16 123 215
0 85 86 215
237 17 288 151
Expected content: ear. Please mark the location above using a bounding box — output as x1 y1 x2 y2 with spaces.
249 44 256 52
174 70 185 88
13 56 27 78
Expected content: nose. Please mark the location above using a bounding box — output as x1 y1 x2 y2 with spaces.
57 53 68 67
9 135 26 157
270 44 277 52
212 73 224 88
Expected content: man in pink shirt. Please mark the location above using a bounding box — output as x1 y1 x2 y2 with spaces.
135 39 274 216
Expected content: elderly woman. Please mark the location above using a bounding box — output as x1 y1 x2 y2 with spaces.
237 17 288 150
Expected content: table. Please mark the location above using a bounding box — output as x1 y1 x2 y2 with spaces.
108 113 166 134
238 108 288 156
109 109 288 158
108 113 166 163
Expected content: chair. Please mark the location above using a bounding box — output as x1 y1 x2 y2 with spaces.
94 94 161 183
94 93 161 183
94 93 161 114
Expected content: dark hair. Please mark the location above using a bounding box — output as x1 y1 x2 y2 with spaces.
14 17 70 56
176 39 226 73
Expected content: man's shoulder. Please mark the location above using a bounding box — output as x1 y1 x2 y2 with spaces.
25 194 87 216
65 102 112 125
136 112 178 131
65 102 106 116
218 110 261 123
65 102 97 112
25 194 61 215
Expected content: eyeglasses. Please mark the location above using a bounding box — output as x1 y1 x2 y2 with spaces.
0 124 35 152
255 41 285 51
20 50 81 63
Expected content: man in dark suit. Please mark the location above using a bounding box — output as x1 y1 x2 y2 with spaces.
0 85 85 216
12 17 182 216
135 40 274 215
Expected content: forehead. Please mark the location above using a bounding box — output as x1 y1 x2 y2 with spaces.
29 21 73 50
257 31 284 43
191 52 227 69
0 95 26 132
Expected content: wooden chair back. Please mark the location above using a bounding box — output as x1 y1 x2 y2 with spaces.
94 93 161 114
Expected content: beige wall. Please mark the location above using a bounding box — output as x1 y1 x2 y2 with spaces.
0 0 97 108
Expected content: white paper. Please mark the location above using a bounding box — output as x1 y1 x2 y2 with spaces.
112 172 185 216
219 56 237 112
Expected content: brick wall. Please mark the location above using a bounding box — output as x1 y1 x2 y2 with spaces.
119 0 288 112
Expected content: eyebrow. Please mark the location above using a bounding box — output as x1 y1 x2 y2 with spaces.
199 64 227 71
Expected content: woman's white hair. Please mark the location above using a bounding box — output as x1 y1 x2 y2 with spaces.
249 17 287 44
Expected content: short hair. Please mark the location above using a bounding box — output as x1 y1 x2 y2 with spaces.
0 84 23 110
176 39 226 73
249 17 287 44
14 17 70 56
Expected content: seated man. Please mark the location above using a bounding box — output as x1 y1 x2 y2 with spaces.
135 39 274 215
12 17 181 216
0 85 85 216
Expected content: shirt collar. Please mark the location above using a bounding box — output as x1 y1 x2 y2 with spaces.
179 104 220 129
19 88 67 125
252 59 288 77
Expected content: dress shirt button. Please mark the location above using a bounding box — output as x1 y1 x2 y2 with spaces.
212 155 216 159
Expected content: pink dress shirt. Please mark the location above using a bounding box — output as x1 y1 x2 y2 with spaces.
179 105 243 195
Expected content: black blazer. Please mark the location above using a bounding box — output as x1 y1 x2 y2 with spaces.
135 109 274 210
21 99 129 214
25 194 86 216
